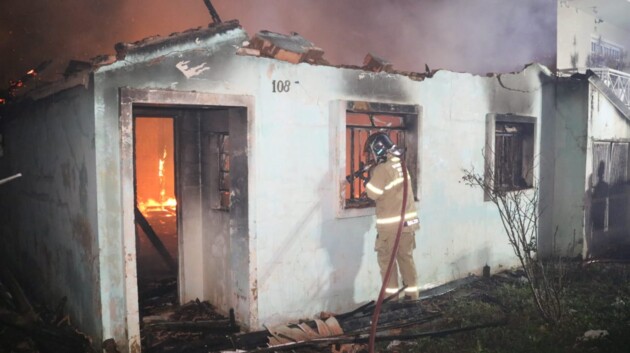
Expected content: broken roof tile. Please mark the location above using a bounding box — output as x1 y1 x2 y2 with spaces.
244 30 327 65
63 60 93 78
114 20 241 60
362 53 393 73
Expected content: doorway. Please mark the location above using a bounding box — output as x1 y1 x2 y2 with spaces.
587 141 630 260
120 89 254 352
134 115 179 318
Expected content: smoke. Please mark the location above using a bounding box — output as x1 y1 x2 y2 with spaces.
0 0 556 86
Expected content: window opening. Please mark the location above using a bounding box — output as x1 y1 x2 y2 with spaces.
493 120 535 192
589 38 625 69
345 110 412 209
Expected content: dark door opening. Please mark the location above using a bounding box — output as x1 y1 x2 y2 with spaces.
121 90 252 352
134 116 179 306
131 104 249 351
587 141 630 261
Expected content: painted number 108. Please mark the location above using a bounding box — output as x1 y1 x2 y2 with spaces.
272 80 291 93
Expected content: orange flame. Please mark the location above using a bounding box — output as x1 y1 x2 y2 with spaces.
158 146 167 204
138 197 177 217
137 144 177 217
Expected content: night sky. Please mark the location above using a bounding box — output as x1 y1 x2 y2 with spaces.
0 0 556 87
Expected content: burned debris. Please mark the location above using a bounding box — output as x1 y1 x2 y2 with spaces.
0 18 428 109
63 60 93 79
139 291 239 352
114 20 241 61
0 268 95 353
0 231 497 353
0 60 51 104
135 207 178 274
202 0 222 25
131 277 508 353
362 53 393 73
239 30 328 65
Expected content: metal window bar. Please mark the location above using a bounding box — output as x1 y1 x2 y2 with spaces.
495 130 525 191
347 128 372 202
345 117 407 208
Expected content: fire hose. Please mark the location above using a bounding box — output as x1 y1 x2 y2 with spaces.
368 158 409 353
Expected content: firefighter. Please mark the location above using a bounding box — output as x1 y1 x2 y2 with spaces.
362 132 419 300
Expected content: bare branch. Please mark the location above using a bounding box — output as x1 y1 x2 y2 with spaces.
461 150 565 325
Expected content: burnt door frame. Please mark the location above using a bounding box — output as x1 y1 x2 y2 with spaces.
119 88 255 351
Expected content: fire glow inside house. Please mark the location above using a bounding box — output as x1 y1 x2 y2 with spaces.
1 3 630 351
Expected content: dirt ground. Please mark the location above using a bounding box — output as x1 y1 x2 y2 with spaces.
389 262 630 353
1 261 629 353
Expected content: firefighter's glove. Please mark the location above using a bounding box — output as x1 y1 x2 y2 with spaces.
360 172 371 186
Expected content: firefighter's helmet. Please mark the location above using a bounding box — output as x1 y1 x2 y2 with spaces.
364 132 400 162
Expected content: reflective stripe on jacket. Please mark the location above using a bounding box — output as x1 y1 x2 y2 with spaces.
365 155 419 233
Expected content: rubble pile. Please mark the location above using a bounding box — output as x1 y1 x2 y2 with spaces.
139 279 238 353
0 269 95 353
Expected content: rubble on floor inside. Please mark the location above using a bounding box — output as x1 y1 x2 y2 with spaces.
0 269 95 353
139 278 239 352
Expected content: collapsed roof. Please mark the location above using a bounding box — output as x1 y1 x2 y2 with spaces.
2 20 437 103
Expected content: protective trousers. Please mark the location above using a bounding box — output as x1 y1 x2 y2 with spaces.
375 229 418 299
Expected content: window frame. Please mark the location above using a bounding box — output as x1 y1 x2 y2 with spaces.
485 114 537 199
345 114 408 209
334 100 421 219
591 38 623 61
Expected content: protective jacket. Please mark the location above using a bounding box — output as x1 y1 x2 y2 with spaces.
365 155 419 233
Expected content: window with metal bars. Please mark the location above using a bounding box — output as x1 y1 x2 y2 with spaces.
494 121 534 191
591 39 622 61
345 112 410 209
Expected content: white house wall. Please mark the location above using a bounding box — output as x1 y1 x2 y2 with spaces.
558 1 630 71
92 27 555 348
584 83 630 202
583 83 630 258
0 87 101 343
589 87 630 139
549 79 589 257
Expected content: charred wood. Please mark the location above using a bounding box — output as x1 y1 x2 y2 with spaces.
182 300 438 352
0 270 95 353
246 318 508 353
0 266 38 321
362 53 393 73
135 207 178 273
0 309 94 353
203 0 222 24
145 319 239 333
103 338 122 353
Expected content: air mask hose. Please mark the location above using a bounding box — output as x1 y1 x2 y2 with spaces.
368 157 409 353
